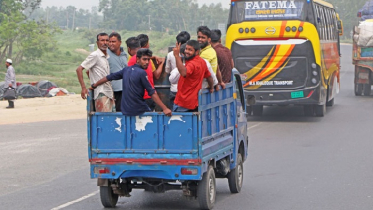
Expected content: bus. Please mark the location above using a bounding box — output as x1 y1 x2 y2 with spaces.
226 0 342 117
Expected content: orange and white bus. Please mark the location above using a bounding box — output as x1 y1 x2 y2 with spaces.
226 0 342 116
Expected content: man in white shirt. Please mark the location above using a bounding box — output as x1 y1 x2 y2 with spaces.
165 31 190 107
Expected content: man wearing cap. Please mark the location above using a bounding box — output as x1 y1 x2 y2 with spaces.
4 59 16 108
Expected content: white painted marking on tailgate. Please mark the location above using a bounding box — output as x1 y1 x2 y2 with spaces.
168 115 186 124
135 116 153 131
115 117 122 132
51 190 98 210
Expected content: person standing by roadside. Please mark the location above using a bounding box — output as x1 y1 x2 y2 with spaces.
76 33 114 112
4 59 16 109
211 29 234 83
197 26 225 89
108 32 128 112
165 31 191 107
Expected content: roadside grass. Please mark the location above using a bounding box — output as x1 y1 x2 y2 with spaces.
1 30 176 93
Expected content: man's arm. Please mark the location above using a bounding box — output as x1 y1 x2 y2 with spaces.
206 76 214 93
173 43 187 77
153 58 164 80
151 93 172 116
76 66 88 99
216 66 226 89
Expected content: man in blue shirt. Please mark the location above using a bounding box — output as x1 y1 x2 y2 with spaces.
92 49 172 116
108 32 128 111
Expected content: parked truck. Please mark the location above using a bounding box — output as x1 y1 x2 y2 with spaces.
87 70 249 210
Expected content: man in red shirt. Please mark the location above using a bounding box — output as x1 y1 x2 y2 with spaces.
173 40 214 112
211 29 234 83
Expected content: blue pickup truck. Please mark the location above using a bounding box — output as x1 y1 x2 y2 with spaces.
87 70 249 210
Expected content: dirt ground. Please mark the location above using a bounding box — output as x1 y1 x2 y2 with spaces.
0 95 87 125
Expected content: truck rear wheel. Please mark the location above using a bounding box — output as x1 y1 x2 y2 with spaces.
228 153 243 193
363 84 371 96
355 84 363 96
100 185 119 208
197 165 216 210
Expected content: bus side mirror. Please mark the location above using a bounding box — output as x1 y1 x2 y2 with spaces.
337 20 343 36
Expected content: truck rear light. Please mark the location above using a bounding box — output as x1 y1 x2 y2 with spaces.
181 168 198 175
94 167 110 174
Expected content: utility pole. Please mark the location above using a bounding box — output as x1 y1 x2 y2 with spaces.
89 16 92 31
72 8 76 31
66 11 69 30
146 15 151 30
46 8 49 24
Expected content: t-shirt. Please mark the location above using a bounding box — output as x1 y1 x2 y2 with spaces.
174 55 211 110
128 55 154 99
107 48 128 92
213 43 233 83
106 64 155 116
200 45 218 74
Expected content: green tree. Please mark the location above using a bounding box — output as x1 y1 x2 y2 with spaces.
0 0 60 64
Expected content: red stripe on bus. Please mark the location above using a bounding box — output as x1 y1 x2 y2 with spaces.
295 22 305 38
279 21 287 37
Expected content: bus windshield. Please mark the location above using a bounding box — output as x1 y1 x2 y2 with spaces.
229 0 315 24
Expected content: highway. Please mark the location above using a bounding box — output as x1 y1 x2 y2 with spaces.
1 45 373 210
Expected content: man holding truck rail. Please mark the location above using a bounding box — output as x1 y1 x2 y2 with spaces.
92 48 172 117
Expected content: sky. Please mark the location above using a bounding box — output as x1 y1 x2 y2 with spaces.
40 0 230 9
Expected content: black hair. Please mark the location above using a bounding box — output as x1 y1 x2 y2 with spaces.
186 40 200 52
96 32 108 41
180 43 187 55
176 31 191 45
197 26 212 38
109 32 121 41
137 34 149 47
125 37 141 49
136 48 153 58
211 29 222 43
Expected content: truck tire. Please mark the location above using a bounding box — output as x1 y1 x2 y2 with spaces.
315 103 326 117
303 105 314 116
363 84 371 96
355 84 363 96
197 166 216 210
252 105 263 116
228 153 243 193
100 185 118 208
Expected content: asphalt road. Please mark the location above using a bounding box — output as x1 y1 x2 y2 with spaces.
1 45 373 210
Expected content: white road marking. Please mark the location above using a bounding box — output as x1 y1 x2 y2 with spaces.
51 190 99 210
248 123 262 130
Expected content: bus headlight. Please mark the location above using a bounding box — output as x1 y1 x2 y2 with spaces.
251 27 256 33
292 26 297 32
286 26 291 32
312 78 318 84
239 28 244 33
245 28 250 33
311 63 317 69
312 71 318 76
